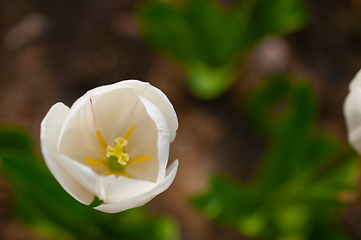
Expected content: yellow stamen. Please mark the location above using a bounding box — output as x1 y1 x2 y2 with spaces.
85 125 150 178
131 156 153 162
97 130 108 149
106 138 129 165
84 157 103 166
124 125 135 140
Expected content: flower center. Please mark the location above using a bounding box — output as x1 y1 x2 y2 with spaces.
84 125 153 177
106 138 129 166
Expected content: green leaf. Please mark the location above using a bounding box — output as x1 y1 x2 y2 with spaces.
0 125 36 154
244 74 291 133
139 0 307 99
185 61 238 100
191 76 356 239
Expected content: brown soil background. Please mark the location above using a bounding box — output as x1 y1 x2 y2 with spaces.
1 0 361 239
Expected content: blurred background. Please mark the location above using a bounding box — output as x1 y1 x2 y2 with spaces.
1 0 361 240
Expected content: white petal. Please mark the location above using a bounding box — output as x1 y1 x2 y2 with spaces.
86 86 144 143
40 102 94 204
57 154 100 196
344 88 361 154
125 95 170 183
56 154 159 204
57 80 177 162
94 160 178 213
120 80 178 142
57 83 153 160
75 88 160 182
96 176 156 203
349 69 361 91
57 95 104 162
57 85 141 162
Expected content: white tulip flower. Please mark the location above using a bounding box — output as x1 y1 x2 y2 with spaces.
344 69 361 154
40 80 178 213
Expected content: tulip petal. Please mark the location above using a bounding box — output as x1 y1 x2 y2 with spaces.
344 88 361 154
349 69 361 91
94 160 178 213
120 80 178 142
96 175 156 203
57 85 168 183
86 80 177 141
128 95 170 182
57 154 99 197
57 94 105 162
57 84 153 160
57 85 142 162
58 153 161 204
41 102 95 204
85 86 144 144
85 89 160 182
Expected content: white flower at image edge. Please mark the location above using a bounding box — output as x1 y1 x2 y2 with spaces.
40 80 179 213
344 69 361 154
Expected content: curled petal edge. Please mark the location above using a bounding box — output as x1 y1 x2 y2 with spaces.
349 69 361 91
94 160 179 213
121 80 178 142
41 102 95 205
136 95 170 182
344 88 361 155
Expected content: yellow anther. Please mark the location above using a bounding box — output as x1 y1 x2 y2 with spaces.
124 125 135 140
84 157 103 166
131 156 153 162
96 130 108 149
106 138 129 165
84 125 152 178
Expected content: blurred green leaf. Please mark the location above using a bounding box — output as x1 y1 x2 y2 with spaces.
244 74 291 133
0 125 36 154
190 76 357 239
139 0 307 99
0 125 179 240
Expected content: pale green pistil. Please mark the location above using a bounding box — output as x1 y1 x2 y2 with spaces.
108 156 125 171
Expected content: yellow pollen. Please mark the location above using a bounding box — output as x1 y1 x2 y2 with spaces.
106 138 129 165
124 125 135 140
84 157 103 166
84 125 153 178
97 130 108 149
131 156 153 162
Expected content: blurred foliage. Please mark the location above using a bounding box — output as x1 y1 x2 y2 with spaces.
0 125 179 240
138 0 307 100
190 75 358 240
